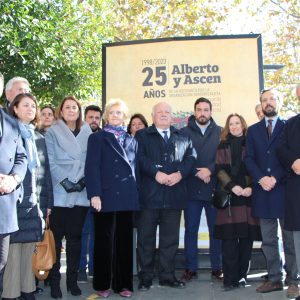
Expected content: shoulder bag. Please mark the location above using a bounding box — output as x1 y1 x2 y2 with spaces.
32 216 56 280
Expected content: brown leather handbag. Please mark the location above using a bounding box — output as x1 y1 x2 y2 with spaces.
32 217 56 280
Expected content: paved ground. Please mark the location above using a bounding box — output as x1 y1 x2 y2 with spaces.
37 268 297 300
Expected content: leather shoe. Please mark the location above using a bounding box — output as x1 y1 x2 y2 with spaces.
97 290 111 298
159 279 185 289
180 269 198 282
256 280 283 293
223 284 238 291
119 289 132 298
211 269 223 280
138 280 152 291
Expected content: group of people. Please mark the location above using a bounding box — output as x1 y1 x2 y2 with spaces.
0 74 300 300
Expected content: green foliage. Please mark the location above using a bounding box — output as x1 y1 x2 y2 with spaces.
3 0 298 114
108 0 239 40
260 0 300 114
0 0 109 106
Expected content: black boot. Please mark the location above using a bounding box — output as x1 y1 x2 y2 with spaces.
49 236 63 299
49 267 62 299
66 283 81 296
50 285 62 299
66 270 81 296
66 239 82 296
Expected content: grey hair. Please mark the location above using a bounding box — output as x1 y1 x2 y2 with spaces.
5 76 30 92
151 101 172 116
254 103 261 110
103 98 129 123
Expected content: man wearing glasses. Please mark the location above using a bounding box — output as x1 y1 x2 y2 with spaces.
245 88 298 298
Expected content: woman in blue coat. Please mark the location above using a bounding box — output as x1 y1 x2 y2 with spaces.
2 93 52 300
85 98 139 298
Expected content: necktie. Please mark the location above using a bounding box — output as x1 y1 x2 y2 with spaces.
267 119 273 138
162 130 169 143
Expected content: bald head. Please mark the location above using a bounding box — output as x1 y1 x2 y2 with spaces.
152 102 172 130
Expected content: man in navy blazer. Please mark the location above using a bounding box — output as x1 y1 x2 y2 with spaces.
277 84 300 299
245 88 298 297
0 77 27 295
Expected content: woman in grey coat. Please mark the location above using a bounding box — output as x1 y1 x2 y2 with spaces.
45 96 91 298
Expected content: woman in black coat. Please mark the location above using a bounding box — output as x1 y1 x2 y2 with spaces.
85 98 139 298
2 93 53 300
213 114 261 291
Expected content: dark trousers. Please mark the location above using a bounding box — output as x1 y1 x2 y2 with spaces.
222 238 253 286
93 211 133 293
49 206 88 288
184 200 222 271
137 209 182 282
0 234 10 296
79 208 94 272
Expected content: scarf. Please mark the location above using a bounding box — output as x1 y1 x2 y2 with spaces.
104 124 127 147
229 134 245 178
18 121 40 173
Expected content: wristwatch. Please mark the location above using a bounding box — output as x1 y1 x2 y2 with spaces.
11 173 21 185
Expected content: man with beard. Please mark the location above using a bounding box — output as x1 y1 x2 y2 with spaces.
180 97 223 282
245 88 298 297
78 105 103 283
84 105 102 132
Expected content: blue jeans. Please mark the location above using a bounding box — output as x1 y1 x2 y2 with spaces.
79 209 94 272
184 200 222 271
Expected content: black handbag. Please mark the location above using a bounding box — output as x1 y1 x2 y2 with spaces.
212 190 232 209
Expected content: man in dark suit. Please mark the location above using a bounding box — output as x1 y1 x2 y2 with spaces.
180 98 222 282
245 88 298 297
277 84 300 299
135 102 196 291
0 74 27 295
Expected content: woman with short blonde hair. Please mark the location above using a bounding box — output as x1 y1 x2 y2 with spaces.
102 98 129 123
85 98 139 298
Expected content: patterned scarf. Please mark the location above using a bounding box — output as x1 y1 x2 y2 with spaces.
104 124 127 147
18 121 40 173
